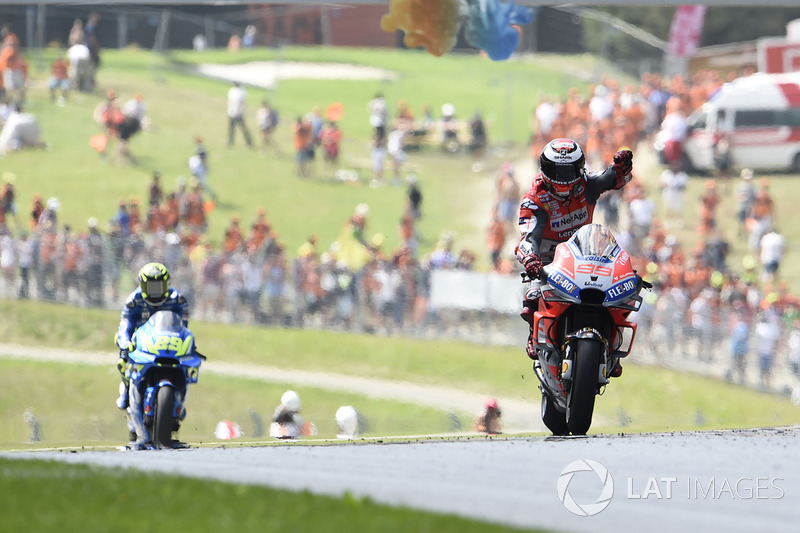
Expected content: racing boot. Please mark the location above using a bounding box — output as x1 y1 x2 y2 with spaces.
610 361 623 378
116 381 129 410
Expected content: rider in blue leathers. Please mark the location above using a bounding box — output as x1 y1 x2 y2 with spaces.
115 262 189 413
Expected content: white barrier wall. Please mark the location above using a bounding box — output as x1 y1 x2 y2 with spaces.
429 270 526 314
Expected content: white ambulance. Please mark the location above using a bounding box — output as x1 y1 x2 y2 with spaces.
658 72 800 173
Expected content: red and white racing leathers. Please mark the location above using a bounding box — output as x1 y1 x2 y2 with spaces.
516 166 629 265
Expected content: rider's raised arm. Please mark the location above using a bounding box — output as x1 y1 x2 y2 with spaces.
585 149 633 204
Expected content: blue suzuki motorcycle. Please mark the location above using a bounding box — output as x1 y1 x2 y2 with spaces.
124 310 205 449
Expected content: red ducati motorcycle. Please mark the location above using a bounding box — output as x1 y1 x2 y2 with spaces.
525 224 650 435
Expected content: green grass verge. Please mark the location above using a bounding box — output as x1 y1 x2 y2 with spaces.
1 299 799 448
0 359 469 449
0 458 539 533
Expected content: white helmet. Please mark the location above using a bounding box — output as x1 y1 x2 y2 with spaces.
539 138 585 198
280 390 301 412
336 405 358 438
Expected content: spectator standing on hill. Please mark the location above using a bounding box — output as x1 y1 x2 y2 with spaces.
748 179 774 253
660 161 687 226
736 169 756 239
189 137 217 201
16 230 32 299
48 55 70 105
371 128 387 184
387 125 407 186
532 95 558 148
658 97 688 170
368 92 387 139
698 180 720 236
1 178 16 229
94 90 124 159
628 185 655 254
469 111 487 172
148 171 163 208
0 29 28 106
759 227 784 283
754 309 781 390
711 109 732 190
84 12 101 74
318 121 342 177
292 116 313 178
29 194 43 230
114 200 130 238
486 209 506 270
256 100 281 155
227 81 253 148
407 173 423 220
727 303 749 385
495 164 519 235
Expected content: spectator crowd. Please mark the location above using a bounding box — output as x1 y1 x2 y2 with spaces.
0 19 798 394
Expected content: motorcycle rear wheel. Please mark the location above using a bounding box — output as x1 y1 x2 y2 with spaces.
154 387 175 449
566 339 601 435
541 393 569 436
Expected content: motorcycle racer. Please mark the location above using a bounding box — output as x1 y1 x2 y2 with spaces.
516 138 633 361
115 262 189 411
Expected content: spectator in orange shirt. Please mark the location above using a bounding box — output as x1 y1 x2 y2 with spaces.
248 208 271 250
0 27 27 105
60 225 83 302
486 209 506 270
293 116 313 178
318 121 343 177
162 192 180 232
184 187 207 234
48 55 70 104
30 194 43 229
128 197 141 234
698 179 720 236
146 204 166 234
224 216 245 252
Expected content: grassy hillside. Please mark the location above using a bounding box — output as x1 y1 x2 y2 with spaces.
5 46 798 288
4 47 602 266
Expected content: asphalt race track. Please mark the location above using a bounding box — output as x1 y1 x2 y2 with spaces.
4 427 799 532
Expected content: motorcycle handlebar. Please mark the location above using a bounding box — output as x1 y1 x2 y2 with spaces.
520 270 547 284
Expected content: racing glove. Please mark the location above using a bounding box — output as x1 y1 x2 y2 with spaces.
117 342 134 375
612 149 633 189
117 350 128 375
521 253 543 278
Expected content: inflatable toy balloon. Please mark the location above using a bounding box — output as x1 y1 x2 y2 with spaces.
381 0 464 57
464 0 535 61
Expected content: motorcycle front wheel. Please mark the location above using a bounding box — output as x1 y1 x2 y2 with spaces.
566 339 601 435
154 387 175 449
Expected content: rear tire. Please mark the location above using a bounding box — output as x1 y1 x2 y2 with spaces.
541 393 569 436
566 339 601 435
154 387 175 449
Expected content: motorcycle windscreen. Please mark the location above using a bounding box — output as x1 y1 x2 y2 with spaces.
148 310 183 333
569 224 618 259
